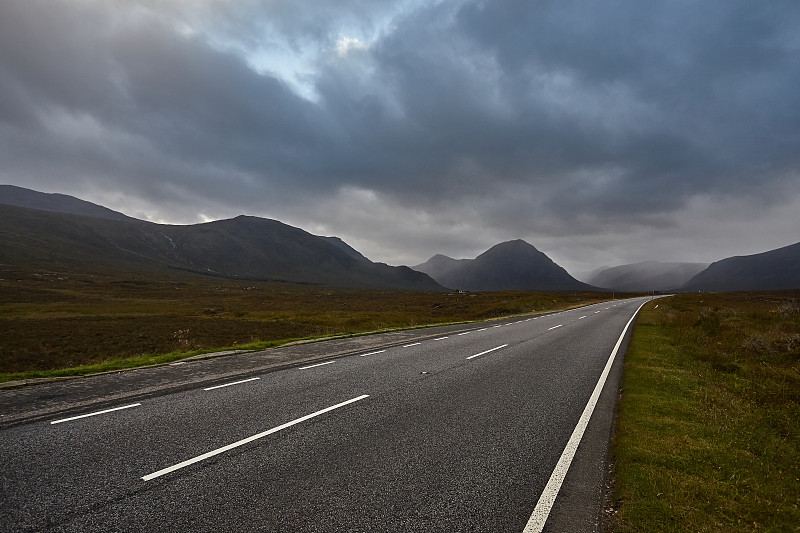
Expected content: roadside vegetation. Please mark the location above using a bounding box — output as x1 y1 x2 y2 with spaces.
609 291 800 532
0 267 611 382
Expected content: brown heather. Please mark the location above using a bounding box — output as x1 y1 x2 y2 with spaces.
0 267 610 379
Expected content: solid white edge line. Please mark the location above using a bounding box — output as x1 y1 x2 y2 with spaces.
142 394 370 481
466 343 509 360
203 377 261 391
50 403 141 425
360 350 387 357
522 299 648 533
547 324 563 331
298 361 335 370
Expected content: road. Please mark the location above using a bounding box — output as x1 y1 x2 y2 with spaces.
1 297 652 532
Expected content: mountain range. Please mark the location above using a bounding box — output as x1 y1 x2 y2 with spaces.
585 262 710 292
2 185 799 292
0 185 441 291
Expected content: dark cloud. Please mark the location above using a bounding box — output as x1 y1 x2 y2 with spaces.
1 0 798 273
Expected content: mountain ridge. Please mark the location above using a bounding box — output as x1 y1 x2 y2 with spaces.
0 184 137 222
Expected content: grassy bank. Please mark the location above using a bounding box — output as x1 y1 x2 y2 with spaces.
0 268 611 381
609 292 800 531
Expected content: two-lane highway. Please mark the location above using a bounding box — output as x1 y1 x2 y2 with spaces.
1 297 654 532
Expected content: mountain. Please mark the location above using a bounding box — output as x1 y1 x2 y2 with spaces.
413 254 471 280
587 261 709 292
0 188 443 291
413 240 597 291
573 265 610 284
318 236 370 262
0 184 137 222
680 242 800 292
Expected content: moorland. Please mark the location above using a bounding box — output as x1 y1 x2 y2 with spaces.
0 265 611 381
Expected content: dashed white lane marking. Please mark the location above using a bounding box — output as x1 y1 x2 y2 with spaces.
360 350 386 357
298 361 335 370
493 325 502 328
433 337 449 341
595 311 601 314
142 395 370 481
203 377 260 391
578 316 587 320
403 342 422 348
523 300 648 533
457 332 471 336
548 324 563 331
477 328 488 332
50 403 141 425
466 344 509 360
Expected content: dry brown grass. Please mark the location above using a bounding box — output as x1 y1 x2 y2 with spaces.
0 266 611 376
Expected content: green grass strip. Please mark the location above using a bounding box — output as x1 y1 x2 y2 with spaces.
609 293 800 532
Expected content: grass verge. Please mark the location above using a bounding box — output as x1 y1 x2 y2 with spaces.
609 291 800 532
0 340 289 384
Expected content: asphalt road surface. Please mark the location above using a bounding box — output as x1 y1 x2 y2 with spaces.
1 297 653 532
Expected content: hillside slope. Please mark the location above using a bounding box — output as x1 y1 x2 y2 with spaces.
0 184 136 222
0 203 443 291
681 242 800 291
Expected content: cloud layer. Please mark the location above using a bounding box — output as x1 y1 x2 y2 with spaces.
1 0 798 272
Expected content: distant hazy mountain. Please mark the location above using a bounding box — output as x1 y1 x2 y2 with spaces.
587 261 710 292
0 184 137 222
0 187 443 291
573 266 610 284
680 242 800 292
413 254 471 280
413 240 596 291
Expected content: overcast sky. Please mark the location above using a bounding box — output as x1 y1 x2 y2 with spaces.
2 0 799 276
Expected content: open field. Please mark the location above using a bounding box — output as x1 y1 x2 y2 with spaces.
609 291 800 532
0 267 612 381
